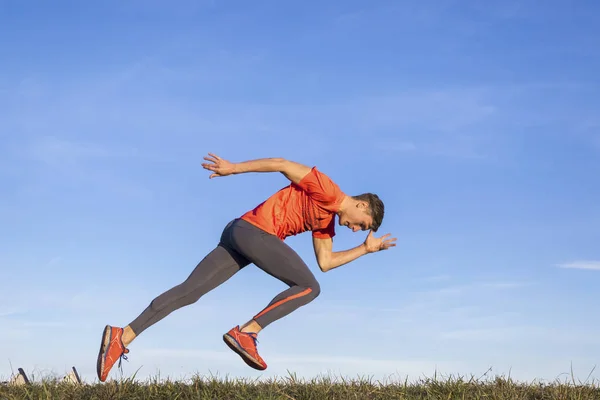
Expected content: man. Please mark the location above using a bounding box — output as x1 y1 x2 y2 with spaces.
96 154 396 382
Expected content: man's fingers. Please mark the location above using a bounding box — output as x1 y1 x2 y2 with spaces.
380 237 397 250
208 152 221 160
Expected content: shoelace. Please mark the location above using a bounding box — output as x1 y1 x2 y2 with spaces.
247 332 259 346
237 330 260 350
115 332 130 374
117 348 129 373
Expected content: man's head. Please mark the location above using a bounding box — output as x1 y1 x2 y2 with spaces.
338 193 385 232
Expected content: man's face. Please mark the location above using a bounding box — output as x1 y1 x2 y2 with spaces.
339 202 373 232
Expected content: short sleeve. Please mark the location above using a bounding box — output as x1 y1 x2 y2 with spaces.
296 167 344 211
312 217 336 239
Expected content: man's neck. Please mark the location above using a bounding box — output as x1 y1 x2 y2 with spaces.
337 196 353 215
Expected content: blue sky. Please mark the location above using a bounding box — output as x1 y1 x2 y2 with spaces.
1 0 599 385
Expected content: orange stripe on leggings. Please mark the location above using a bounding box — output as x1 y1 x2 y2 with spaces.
253 288 313 319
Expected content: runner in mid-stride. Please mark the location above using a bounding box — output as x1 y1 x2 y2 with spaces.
97 154 396 382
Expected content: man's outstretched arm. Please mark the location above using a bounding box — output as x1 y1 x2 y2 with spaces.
202 153 311 184
312 232 397 272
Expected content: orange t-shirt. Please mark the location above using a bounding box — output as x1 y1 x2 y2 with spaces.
240 167 346 240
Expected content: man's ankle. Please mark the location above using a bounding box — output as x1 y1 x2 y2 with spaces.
121 326 136 347
240 320 262 334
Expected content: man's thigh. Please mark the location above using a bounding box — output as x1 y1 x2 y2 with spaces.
225 219 317 287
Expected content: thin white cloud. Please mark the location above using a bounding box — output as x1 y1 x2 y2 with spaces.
44 257 62 269
0 284 155 317
0 327 32 340
480 282 531 289
439 326 600 345
0 308 24 318
418 280 529 297
26 136 156 165
141 348 232 362
10 136 155 201
420 274 451 282
557 261 600 271
29 136 111 163
3 62 500 163
141 347 461 376
437 325 561 342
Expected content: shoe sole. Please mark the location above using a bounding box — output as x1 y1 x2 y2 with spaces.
223 333 267 371
96 325 112 382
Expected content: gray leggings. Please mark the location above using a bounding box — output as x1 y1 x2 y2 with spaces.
128 218 321 336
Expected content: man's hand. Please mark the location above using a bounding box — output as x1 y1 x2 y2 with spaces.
364 231 397 253
202 153 237 179
201 153 312 183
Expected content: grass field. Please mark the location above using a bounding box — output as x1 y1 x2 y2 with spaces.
1 372 599 400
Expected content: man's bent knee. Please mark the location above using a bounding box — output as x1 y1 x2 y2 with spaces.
308 280 321 300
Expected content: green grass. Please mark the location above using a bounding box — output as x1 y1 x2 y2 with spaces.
1 372 599 399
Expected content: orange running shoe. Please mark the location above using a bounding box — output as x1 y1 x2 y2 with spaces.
96 325 129 382
223 325 267 370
